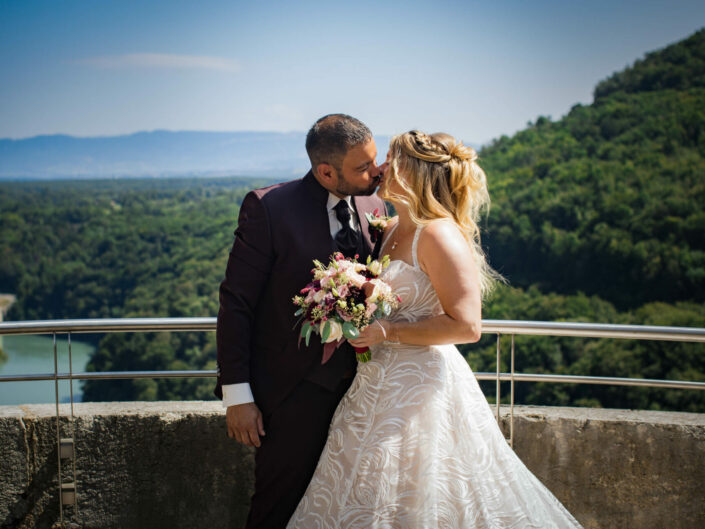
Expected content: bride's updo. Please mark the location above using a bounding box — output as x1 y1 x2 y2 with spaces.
381 130 499 296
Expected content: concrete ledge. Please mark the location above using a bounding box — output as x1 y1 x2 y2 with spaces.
0 403 703 528
500 407 705 528
1 402 253 529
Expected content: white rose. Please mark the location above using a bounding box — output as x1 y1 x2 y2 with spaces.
313 289 326 303
337 260 355 272
320 319 343 343
349 272 367 288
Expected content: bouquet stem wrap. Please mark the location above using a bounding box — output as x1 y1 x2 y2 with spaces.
354 347 372 363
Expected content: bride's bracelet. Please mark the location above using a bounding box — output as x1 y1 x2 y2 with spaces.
384 321 400 344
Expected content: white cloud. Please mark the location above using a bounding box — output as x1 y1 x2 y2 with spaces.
76 53 240 72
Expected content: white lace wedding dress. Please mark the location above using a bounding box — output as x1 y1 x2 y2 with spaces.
287 226 583 528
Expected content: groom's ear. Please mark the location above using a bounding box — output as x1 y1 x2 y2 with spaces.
316 163 336 185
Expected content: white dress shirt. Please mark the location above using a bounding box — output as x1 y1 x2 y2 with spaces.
222 192 359 408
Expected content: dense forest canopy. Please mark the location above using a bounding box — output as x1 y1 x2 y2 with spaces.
481 28 705 310
593 29 705 100
1 30 703 410
0 178 271 401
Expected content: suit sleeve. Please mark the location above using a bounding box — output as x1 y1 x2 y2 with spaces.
216 190 273 387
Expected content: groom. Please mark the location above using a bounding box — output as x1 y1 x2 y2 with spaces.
215 114 386 528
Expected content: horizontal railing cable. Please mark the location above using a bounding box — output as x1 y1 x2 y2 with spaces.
1 318 704 393
0 317 215 335
2 370 702 391
1 317 705 342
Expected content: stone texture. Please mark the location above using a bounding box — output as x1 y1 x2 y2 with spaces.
0 403 703 528
0 402 253 529
498 406 705 529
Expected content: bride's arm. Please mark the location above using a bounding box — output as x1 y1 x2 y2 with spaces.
351 220 482 347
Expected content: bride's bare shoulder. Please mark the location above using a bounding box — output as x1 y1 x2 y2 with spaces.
417 219 471 268
419 219 466 246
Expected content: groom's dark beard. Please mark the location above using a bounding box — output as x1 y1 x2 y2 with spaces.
354 181 381 197
335 173 381 197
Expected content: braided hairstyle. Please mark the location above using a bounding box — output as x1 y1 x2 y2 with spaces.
381 130 500 296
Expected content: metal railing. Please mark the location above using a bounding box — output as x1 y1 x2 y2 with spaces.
1 317 705 524
3 317 704 390
2 316 705 394
3 316 705 444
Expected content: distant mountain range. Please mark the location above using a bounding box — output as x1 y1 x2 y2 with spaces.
0 130 397 180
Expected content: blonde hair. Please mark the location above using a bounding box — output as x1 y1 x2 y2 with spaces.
381 130 500 297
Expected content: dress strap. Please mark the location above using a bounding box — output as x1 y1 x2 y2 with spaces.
411 226 422 268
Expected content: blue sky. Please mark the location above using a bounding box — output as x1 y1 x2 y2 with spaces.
1 0 704 144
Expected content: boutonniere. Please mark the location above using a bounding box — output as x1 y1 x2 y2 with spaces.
365 209 392 243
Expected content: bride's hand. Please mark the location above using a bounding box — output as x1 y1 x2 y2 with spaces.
349 320 390 348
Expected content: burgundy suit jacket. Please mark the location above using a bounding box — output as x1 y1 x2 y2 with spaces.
214 171 386 416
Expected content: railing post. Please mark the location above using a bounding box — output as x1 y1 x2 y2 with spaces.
510 334 515 449
53 332 79 526
67 332 79 514
496 333 501 424
53 333 65 525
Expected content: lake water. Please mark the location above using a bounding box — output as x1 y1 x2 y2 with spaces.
0 335 94 405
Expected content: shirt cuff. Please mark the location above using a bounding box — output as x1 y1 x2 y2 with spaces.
222 383 255 408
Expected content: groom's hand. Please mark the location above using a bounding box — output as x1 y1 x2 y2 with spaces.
226 402 265 448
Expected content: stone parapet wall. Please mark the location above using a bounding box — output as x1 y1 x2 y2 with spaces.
506 407 705 528
0 402 703 528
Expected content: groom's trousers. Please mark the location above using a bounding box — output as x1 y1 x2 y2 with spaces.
245 376 353 529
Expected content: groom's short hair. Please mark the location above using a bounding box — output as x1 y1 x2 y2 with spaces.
306 114 372 173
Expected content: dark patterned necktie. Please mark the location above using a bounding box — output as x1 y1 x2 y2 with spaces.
333 199 360 258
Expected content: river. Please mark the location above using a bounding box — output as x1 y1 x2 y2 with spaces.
0 335 94 405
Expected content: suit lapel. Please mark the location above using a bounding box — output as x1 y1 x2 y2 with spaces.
303 171 338 259
352 195 375 254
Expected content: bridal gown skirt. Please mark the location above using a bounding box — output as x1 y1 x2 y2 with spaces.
287 342 583 528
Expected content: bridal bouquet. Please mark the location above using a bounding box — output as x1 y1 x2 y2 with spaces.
293 252 400 363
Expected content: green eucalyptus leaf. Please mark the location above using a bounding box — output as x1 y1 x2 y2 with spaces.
342 321 360 340
304 323 313 347
300 321 311 338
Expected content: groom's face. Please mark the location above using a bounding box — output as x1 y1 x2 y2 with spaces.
334 139 381 197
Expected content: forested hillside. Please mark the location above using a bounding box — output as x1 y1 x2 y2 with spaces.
464 29 705 411
0 178 270 401
481 28 705 309
1 31 703 410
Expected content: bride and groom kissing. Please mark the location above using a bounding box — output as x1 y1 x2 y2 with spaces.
214 114 582 528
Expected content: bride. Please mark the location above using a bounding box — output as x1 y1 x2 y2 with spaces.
287 130 583 528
